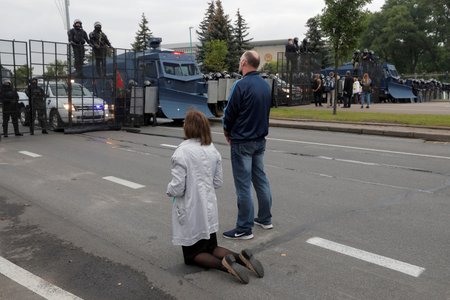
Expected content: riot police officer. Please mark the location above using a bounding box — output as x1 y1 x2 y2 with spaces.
1 79 22 137
26 78 48 134
68 19 90 77
89 21 112 77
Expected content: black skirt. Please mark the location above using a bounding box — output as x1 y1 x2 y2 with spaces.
182 232 218 265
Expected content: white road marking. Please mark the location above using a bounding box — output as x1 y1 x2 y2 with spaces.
268 138 450 160
160 144 178 149
306 237 425 277
102 176 145 189
0 256 83 300
19 151 42 158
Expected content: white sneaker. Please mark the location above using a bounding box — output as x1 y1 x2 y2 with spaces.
254 220 273 230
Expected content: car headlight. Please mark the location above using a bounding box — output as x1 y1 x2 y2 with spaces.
63 103 76 111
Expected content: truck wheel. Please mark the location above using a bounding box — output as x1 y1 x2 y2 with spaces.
49 109 64 131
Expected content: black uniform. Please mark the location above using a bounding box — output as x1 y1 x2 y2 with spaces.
26 80 48 134
68 22 90 76
1 82 22 137
285 41 298 73
89 25 112 76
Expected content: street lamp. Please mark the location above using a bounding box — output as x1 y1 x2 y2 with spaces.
189 26 194 55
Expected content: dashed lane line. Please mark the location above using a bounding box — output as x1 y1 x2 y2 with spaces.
18 151 42 158
102 176 145 189
306 237 425 278
160 144 178 149
0 256 83 300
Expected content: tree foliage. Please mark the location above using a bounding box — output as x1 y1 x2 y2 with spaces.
14 65 32 88
131 13 153 51
359 0 449 74
45 60 68 79
196 1 252 72
204 40 228 72
232 9 253 69
196 1 216 63
305 15 330 68
321 0 371 71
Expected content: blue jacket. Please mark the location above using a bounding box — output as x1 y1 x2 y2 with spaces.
223 71 271 142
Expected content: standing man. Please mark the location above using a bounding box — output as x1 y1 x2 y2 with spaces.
26 78 48 135
68 19 90 77
222 50 273 240
285 39 297 74
343 71 353 108
89 22 112 77
1 79 22 137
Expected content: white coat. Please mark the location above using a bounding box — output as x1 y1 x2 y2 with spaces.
166 139 223 246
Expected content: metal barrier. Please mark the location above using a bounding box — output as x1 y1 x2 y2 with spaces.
275 52 322 106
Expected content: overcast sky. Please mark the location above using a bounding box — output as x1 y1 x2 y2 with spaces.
1 0 384 49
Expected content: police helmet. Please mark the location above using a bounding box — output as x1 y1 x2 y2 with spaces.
2 79 11 85
73 19 82 26
94 21 102 28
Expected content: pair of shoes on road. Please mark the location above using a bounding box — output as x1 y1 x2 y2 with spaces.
366 106 370 108
222 249 264 284
42 129 48 134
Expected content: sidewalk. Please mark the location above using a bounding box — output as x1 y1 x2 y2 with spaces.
268 118 450 142
209 102 450 142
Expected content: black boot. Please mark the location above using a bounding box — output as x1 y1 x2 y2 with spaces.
13 124 22 136
3 126 7 138
42 129 48 134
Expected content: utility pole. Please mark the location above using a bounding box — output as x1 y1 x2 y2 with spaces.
64 0 70 31
189 26 194 54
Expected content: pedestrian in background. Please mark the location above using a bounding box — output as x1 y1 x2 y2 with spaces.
353 76 362 107
167 109 264 284
343 71 353 108
312 73 323 107
1 79 22 138
324 71 336 108
26 78 48 134
222 50 273 240
361 73 372 109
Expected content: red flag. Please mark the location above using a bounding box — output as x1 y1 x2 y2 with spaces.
116 69 125 98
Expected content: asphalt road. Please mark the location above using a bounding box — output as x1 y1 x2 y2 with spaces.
1 123 450 299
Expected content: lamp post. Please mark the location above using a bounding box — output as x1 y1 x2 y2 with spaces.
189 26 194 55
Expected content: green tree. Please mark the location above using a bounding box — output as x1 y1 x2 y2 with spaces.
209 0 234 70
359 0 449 74
321 0 371 67
131 13 153 51
196 1 216 63
305 15 330 68
45 60 68 79
204 40 228 72
14 65 32 89
321 0 370 114
231 9 253 71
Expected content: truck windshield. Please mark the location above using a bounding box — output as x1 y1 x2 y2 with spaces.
163 62 199 76
48 83 93 97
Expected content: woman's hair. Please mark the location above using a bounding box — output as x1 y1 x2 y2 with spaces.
363 73 370 82
183 109 212 145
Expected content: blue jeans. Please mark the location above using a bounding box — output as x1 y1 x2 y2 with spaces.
362 92 371 106
231 139 272 230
